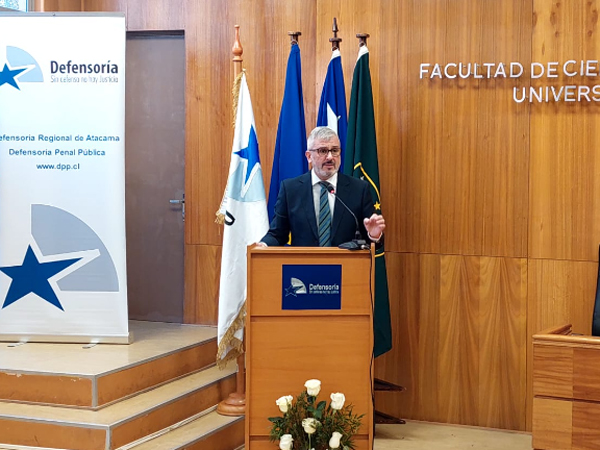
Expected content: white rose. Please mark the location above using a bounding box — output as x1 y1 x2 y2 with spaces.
304 379 321 396
330 392 345 410
302 417 319 434
279 434 293 450
329 431 343 448
276 395 293 413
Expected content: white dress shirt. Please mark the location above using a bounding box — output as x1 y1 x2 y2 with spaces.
311 169 338 224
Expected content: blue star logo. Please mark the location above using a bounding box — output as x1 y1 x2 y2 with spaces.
234 126 260 184
0 246 81 311
0 63 27 90
285 284 302 297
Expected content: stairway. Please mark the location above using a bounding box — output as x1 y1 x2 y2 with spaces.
0 321 245 450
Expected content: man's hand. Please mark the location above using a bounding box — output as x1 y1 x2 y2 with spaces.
363 214 385 240
254 242 268 248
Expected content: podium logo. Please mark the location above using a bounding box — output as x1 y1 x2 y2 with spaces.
0 205 119 311
285 277 307 297
0 46 43 90
281 264 342 311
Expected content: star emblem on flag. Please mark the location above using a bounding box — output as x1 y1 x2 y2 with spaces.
234 126 260 184
0 245 81 310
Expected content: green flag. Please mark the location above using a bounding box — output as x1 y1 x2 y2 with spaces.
345 45 392 357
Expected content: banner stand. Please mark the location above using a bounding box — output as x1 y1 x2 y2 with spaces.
0 13 130 344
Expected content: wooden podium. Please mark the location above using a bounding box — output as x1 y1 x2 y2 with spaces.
532 324 600 450
245 247 374 450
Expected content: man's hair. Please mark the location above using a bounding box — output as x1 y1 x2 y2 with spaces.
307 126 339 150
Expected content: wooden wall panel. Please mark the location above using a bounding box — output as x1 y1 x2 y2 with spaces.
376 254 527 430
443 0 530 257
374 252 421 419
528 260 598 337
385 0 530 257
477 257 528 428
183 244 222 325
375 0 406 255
530 0 600 261
399 0 446 255
185 0 235 246
125 1 185 30
38 0 82 11
437 255 481 425
440 1 484 256
80 0 123 12
477 1 531 257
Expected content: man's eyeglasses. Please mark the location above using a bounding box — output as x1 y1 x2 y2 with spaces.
310 147 341 156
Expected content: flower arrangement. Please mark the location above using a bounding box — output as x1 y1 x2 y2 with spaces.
268 379 363 450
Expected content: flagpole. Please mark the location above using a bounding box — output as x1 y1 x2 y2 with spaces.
356 32 370 47
330 17 342 51
217 25 246 417
349 31 406 426
267 30 307 222
288 30 301 46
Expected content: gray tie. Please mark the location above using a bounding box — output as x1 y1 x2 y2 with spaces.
318 184 331 247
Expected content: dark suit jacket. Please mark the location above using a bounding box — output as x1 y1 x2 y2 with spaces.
261 172 375 246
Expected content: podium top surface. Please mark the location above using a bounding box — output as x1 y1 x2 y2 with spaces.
249 246 372 255
533 323 600 347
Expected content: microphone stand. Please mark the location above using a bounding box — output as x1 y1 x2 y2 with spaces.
319 181 369 250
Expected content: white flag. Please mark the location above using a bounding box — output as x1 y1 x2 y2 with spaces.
216 73 268 366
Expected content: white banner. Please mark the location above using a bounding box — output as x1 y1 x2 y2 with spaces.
0 13 129 342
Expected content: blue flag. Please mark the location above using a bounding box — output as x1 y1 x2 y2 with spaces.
267 44 308 221
317 49 348 170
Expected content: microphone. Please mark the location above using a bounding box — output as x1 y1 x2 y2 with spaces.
319 181 369 250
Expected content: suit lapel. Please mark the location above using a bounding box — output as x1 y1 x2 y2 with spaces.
300 173 319 241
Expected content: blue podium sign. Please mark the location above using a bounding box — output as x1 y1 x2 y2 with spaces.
282 264 342 310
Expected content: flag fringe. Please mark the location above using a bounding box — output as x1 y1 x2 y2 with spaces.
231 70 244 128
354 162 382 202
215 70 247 225
216 302 246 369
214 211 225 225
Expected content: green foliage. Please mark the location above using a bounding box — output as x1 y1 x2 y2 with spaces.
268 389 363 450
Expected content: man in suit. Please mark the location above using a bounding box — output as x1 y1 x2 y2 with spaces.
260 126 385 247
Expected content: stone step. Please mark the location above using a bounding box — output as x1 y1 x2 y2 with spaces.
126 410 244 450
0 363 237 450
0 321 218 409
